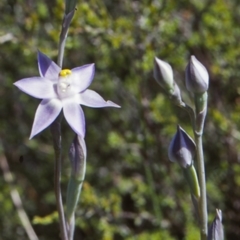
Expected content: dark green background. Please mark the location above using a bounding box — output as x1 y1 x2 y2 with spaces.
0 0 240 239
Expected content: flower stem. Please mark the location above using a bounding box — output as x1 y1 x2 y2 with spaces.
58 31 67 68
50 118 68 240
194 93 208 239
180 100 208 239
195 133 207 240
52 7 75 240
68 215 75 240
58 10 75 68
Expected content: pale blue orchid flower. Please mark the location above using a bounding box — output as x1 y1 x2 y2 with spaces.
14 51 120 139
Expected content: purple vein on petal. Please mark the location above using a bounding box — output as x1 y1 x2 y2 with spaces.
71 64 95 93
14 77 58 99
38 51 60 81
30 98 62 139
62 99 86 138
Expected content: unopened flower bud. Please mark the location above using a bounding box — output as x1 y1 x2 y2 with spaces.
69 135 86 180
154 57 175 94
185 56 209 93
208 209 224 240
168 125 196 168
66 135 86 221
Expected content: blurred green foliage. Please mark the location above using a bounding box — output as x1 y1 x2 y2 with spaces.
0 0 240 239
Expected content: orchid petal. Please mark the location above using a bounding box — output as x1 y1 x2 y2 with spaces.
71 64 95 93
38 51 60 81
30 98 62 139
78 89 121 108
14 77 58 99
62 99 85 138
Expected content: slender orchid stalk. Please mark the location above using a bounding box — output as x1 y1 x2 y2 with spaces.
186 57 209 239
184 93 208 240
53 7 73 237
58 9 75 68
49 7 75 239
195 130 207 240
52 4 76 239
50 118 68 240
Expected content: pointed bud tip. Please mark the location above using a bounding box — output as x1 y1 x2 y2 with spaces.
208 209 224 240
153 57 174 92
168 126 196 168
185 55 209 93
216 209 222 222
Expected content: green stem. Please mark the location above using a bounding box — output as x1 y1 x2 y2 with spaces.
52 12 70 239
50 118 68 240
68 215 75 240
57 10 75 68
58 31 67 68
195 134 207 240
180 99 208 239
194 93 208 239
51 8 75 240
